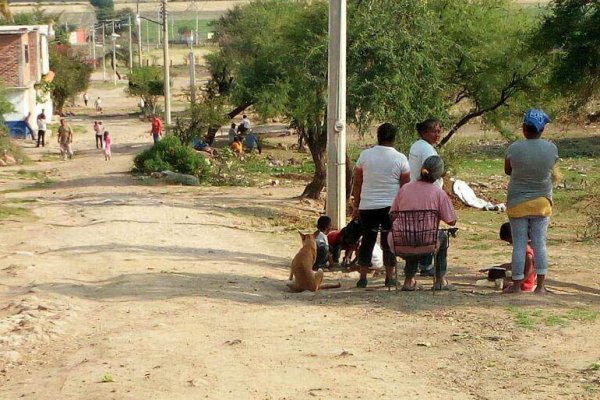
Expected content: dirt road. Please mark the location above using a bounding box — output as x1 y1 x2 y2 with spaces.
1 108 599 399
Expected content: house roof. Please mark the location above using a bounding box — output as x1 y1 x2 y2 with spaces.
0 25 50 35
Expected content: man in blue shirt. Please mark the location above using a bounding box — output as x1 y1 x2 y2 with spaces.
243 131 262 154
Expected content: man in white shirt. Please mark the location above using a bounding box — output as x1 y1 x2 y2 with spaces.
408 118 442 276
352 123 411 288
240 115 251 133
36 110 47 147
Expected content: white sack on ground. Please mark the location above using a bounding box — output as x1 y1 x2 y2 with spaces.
452 179 506 211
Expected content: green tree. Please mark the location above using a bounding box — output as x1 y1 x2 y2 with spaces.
49 45 92 112
127 66 165 116
536 0 600 106
91 0 115 21
209 0 547 198
0 82 15 124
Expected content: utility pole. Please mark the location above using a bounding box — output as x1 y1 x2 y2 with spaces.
91 25 96 70
156 10 160 48
188 30 196 104
136 0 142 66
161 0 171 124
128 15 133 71
112 21 117 86
146 19 149 56
102 23 106 81
326 0 347 229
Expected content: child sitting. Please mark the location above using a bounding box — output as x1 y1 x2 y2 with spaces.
499 222 536 293
314 215 335 271
327 218 362 269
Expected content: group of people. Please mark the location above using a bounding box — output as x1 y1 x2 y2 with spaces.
92 120 112 161
82 93 103 114
228 115 262 156
311 108 557 294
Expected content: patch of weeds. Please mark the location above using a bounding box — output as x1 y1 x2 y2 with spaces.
587 361 600 371
16 169 46 180
0 205 30 220
101 373 114 383
564 308 598 322
39 153 61 162
544 315 567 327
508 308 535 329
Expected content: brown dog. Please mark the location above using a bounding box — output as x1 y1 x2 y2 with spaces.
287 232 341 292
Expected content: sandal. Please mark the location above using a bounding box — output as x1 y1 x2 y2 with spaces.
356 278 368 288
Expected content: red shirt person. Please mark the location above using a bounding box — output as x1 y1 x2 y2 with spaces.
151 116 162 144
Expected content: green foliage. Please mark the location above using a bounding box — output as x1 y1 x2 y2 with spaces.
127 67 164 116
209 0 548 196
0 83 14 124
536 0 600 104
49 46 92 112
133 135 210 181
171 97 228 145
91 0 115 21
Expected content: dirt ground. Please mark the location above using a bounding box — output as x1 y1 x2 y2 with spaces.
1 74 600 400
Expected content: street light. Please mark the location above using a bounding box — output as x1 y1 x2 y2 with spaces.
111 32 120 86
185 31 196 104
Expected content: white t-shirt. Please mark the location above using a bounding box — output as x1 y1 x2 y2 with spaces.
356 145 410 210
409 139 442 188
241 117 251 130
37 116 47 130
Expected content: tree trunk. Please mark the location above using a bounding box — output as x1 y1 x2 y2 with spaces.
301 146 326 199
227 100 254 119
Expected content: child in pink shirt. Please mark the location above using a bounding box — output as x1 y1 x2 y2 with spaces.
103 131 111 161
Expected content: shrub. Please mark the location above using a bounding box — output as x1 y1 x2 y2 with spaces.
133 135 209 181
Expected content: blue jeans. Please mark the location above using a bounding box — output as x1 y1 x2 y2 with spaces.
152 133 160 144
402 231 448 279
509 216 549 280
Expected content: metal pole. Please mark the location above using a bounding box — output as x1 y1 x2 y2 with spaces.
171 16 174 41
189 32 196 104
128 15 133 71
136 0 142 66
326 0 347 230
112 22 117 86
195 15 199 45
102 24 106 81
157 10 160 48
146 19 150 56
162 0 171 124
92 25 96 70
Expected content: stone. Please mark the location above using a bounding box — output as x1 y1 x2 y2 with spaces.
161 171 200 186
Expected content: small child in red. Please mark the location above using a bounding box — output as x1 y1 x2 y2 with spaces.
499 222 536 292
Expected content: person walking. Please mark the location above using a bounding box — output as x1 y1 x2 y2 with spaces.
83 92 89 107
36 110 47 147
504 109 558 295
408 118 443 276
57 118 74 160
351 122 410 288
94 97 102 113
103 131 111 161
94 121 105 149
150 115 162 144
22 112 36 141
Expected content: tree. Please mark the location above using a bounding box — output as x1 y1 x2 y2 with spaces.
536 0 600 106
209 0 547 198
90 0 115 21
49 45 92 112
0 83 15 124
127 66 165 116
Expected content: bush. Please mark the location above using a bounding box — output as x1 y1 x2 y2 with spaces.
133 135 210 181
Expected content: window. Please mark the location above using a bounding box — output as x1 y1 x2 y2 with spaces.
24 44 29 63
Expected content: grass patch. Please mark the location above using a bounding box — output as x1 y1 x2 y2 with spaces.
0 205 30 220
508 307 598 329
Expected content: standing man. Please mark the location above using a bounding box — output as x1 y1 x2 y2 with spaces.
22 112 36 141
83 92 89 107
408 118 443 276
36 110 46 147
352 123 411 288
150 115 162 144
57 118 74 160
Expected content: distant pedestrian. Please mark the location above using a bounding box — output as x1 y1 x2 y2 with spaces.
103 131 111 161
94 97 102 113
57 118 74 160
228 122 237 144
36 110 46 147
93 121 102 149
238 114 251 134
138 98 145 113
150 115 162 144
83 92 89 107
22 112 36 141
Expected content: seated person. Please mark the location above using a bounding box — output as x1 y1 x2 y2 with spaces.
314 216 335 271
499 222 536 293
328 218 362 269
229 136 243 156
244 131 262 154
191 136 214 156
388 155 457 291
